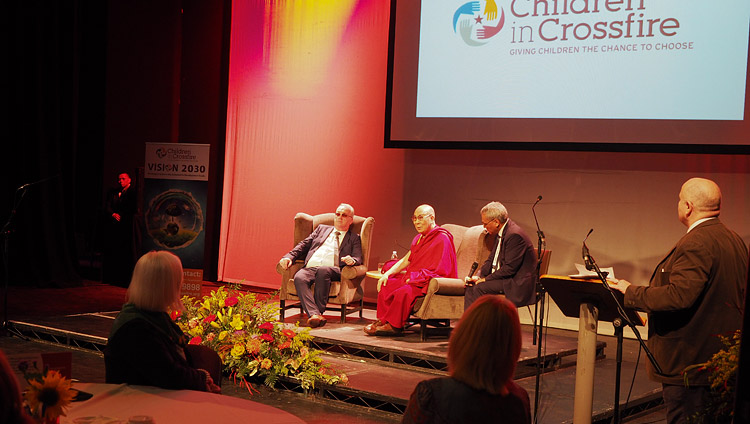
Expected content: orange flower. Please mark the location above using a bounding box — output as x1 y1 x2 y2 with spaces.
24 370 74 420
261 358 273 369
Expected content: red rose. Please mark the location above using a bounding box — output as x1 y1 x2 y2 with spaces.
258 322 274 331
170 310 182 321
224 297 238 307
202 314 216 323
189 336 202 345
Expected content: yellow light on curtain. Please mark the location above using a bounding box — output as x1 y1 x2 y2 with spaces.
263 0 357 98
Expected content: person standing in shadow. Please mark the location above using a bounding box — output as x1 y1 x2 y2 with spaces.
102 172 140 287
402 295 531 424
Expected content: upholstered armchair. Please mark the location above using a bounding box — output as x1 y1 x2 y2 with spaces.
410 224 490 340
411 223 552 340
276 212 374 323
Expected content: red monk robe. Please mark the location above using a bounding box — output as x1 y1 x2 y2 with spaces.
377 226 457 329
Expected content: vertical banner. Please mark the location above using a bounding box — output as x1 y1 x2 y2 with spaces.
144 143 209 298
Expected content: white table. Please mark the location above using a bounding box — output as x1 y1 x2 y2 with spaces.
62 383 305 424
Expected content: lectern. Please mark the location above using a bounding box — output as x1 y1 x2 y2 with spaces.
541 275 644 424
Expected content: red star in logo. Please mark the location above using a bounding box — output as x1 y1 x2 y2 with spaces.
474 15 483 24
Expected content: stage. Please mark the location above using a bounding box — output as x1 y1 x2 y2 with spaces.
2 282 666 423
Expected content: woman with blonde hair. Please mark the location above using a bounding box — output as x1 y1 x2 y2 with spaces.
402 295 531 423
104 251 221 393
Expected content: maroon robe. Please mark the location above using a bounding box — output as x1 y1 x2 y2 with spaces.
377 226 457 328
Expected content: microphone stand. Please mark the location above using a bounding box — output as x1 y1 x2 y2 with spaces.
2 186 28 337
531 196 546 423
582 243 662 424
2 176 57 338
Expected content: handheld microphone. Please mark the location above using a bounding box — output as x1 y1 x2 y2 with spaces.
467 262 479 278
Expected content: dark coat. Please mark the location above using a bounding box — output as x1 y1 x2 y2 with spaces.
402 377 531 424
105 304 209 391
624 218 748 385
478 219 538 306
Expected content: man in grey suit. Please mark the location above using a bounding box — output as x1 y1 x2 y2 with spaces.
610 178 748 424
279 203 363 328
464 201 538 309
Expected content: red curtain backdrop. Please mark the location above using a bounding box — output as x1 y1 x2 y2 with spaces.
219 0 404 289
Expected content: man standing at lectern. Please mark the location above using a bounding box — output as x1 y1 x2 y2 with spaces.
279 203 362 328
609 178 748 423
464 201 538 309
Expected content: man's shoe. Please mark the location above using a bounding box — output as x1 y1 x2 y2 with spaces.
308 315 327 328
373 322 403 336
364 320 381 335
363 320 382 335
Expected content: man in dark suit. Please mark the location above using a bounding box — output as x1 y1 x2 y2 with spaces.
279 203 363 327
464 201 537 308
610 178 748 424
103 172 139 287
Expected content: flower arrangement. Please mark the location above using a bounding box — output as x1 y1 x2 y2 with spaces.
175 286 348 390
18 361 74 424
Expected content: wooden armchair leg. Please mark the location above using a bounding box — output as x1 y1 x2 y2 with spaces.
279 300 286 321
420 321 427 341
340 304 346 323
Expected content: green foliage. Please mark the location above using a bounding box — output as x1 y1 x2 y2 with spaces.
685 329 740 424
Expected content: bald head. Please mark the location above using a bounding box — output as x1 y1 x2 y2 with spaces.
678 178 721 226
415 204 435 217
412 204 436 235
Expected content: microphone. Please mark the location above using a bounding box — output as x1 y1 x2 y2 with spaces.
16 174 60 191
467 262 479 278
582 229 595 271
533 196 545 244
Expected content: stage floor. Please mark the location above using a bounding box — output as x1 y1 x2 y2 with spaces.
2 282 668 423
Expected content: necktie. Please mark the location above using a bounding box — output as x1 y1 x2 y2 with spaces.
333 231 341 267
491 237 502 273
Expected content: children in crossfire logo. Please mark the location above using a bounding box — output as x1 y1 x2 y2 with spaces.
452 1 505 46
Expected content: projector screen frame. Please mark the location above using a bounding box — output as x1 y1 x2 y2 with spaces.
383 0 750 155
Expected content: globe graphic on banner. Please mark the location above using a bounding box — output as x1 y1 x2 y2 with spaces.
145 189 204 249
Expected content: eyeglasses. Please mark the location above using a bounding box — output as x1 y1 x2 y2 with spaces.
482 218 498 228
411 214 432 222
334 212 351 218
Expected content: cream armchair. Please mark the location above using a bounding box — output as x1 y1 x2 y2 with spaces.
276 212 374 323
410 224 490 340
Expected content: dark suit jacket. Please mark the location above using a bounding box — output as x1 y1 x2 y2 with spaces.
283 224 363 269
624 218 748 385
479 219 538 306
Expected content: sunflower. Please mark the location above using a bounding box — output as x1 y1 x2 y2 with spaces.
24 370 74 420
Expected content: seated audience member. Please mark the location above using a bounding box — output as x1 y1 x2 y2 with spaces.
464 201 537 309
278 203 363 328
365 204 457 336
0 350 34 424
105 251 221 393
402 295 531 424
